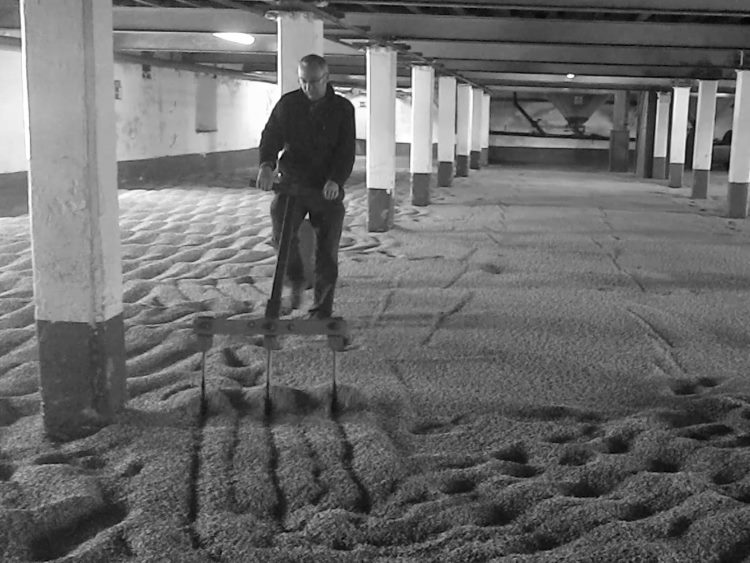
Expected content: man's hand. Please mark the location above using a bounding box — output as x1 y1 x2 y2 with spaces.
256 165 277 191
323 180 340 200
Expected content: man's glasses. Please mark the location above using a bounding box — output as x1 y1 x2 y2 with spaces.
299 73 328 86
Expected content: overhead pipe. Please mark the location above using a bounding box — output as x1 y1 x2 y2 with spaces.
0 35 21 50
513 92 546 136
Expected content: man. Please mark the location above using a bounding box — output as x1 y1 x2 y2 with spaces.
256 54 356 319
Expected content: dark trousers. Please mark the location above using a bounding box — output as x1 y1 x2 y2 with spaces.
270 188 345 317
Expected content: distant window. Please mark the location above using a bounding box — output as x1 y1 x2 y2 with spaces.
196 74 218 133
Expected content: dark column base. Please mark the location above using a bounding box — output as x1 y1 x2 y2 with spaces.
480 147 489 166
728 182 749 218
367 188 394 232
609 129 630 172
38 314 126 441
691 169 710 199
653 156 667 179
437 161 453 187
470 150 481 170
456 154 469 177
411 173 431 206
669 162 684 188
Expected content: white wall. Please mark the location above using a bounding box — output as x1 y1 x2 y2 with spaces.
0 49 27 174
346 91 438 144
114 63 277 161
0 48 278 174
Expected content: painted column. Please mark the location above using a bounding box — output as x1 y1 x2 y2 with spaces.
480 92 491 166
437 75 456 187
21 0 125 440
470 87 483 169
410 65 434 206
635 91 657 178
653 91 671 179
728 70 750 218
366 46 397 231
277 11 323 96
456 83 472 177
691 80 718 199
609 90 630 172
668 83 691 188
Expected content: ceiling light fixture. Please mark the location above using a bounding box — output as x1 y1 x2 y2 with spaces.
213 32 256 46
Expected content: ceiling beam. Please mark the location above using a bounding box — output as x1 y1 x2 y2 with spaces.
131 0 163 7
114 30 278 52
184 51 734 80
172 0 206 7
112 30 358 55
387 40 742 70
112 6 276 33
454 62 733 80
0 0 18 27
335 13 750 50
251 0 489 89
0 34 20 50
466 73 688 89
332 0 750 16
115 51 275 82
202 0 268 17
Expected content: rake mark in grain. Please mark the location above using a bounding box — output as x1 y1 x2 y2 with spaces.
265 422 287 524
421 292 474 346
300 428 326 506
188 408 208 550
332 414 372 514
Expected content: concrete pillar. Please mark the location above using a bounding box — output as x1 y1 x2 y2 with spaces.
728 70 750 218
609 90 630 172
410 65 434 206
277 12 323 96
691 80 718 199
456 83 472 177
437 76 456 187
653 91 671 179
366 46 397 231
21 0 125 440
480 93 491 166
635 91 657 178
470 87 483 169
668 84 691 188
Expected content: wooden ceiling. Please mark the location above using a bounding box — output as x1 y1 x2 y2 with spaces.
3 0 750 93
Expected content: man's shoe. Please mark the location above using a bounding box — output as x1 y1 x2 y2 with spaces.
290 282 305 310
307 310 331 320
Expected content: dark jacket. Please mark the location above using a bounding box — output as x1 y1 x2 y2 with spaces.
259 85 356 192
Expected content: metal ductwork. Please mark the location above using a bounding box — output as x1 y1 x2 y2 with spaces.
547 93 608 137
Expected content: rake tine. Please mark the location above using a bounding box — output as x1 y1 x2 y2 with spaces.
331 349 338 414
265 347 273 417
200 350 207 417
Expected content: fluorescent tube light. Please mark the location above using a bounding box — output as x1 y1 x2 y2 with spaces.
213 32 256 46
